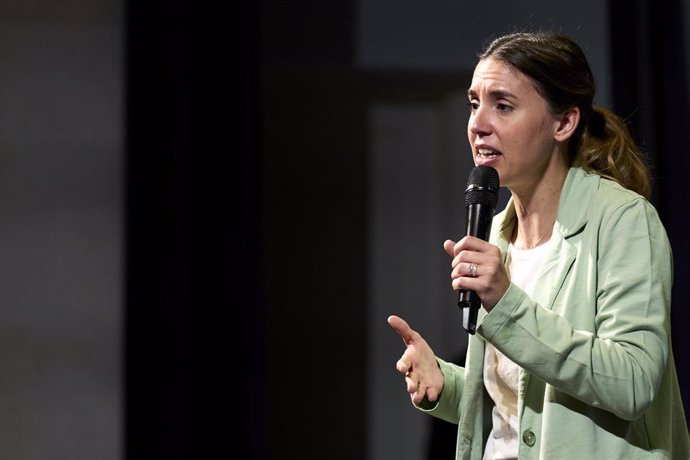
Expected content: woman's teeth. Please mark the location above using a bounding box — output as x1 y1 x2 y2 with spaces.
477 148 499 156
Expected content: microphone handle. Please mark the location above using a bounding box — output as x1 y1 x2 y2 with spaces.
458 290 481 334
457 203 494 334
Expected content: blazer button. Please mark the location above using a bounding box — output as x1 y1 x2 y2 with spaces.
522 430 536 447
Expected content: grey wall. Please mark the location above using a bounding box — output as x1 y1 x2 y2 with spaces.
0 2 122 459
356 0 611 105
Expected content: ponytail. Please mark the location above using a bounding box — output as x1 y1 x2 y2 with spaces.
574 106 652 199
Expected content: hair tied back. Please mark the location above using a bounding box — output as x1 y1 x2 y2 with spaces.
588 106 606 138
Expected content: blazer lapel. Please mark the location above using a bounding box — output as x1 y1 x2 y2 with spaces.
488 167 598 311
530 229 576 309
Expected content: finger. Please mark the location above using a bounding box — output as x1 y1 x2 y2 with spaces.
413 380 426 405
405 372 417 394
457 235 493 253
467 262 479 278
453 247 493 268
426 385 439 403
453 239 463 257
453 275 480 291
450 262 470 279
443 239 456 257
396 357 411 374
387 315 414 345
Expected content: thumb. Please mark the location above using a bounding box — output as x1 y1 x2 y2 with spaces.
443 239 456 257
387 315 415 345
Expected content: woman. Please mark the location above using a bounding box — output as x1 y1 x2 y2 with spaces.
388 32 689 459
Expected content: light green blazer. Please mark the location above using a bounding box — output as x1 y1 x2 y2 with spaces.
425 167 690 459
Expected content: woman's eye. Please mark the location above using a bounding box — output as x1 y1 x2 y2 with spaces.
468 101 479 111
496 103 513 112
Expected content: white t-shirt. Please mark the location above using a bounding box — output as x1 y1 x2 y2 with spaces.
482 239 552 460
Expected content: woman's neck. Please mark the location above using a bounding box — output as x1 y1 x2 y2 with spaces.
510 164 568 249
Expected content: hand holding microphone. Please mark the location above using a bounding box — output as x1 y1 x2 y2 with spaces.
444 166 503 334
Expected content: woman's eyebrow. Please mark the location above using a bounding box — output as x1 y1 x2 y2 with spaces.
467 89 517 100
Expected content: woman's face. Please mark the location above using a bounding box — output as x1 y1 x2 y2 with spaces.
467 57 563 191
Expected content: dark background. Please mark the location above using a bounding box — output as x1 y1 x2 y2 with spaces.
125 0 690 459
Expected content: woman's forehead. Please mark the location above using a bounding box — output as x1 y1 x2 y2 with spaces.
472 59 524 85
470 58 540 98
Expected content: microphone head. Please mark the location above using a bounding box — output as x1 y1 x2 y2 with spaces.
465 165 500 207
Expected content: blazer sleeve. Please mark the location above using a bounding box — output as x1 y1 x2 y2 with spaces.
414 358 466 424
477 196 671 421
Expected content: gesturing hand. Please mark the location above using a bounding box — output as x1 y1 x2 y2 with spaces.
387 315 445 406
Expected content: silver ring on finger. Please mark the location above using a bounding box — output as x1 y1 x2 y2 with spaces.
468 262 478 277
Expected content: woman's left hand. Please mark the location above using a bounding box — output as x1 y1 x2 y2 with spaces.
443 236 510 312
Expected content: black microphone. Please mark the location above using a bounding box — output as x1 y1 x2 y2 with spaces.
457 165 500 335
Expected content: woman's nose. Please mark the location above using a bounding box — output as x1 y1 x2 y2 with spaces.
469 106 492 136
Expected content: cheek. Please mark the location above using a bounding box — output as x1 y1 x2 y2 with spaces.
526 120 556 149
512 118 550 148
467 128 475 145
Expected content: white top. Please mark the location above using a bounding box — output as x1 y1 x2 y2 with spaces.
482 238 552 460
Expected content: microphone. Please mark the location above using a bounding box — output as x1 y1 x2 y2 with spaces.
457 165 499 335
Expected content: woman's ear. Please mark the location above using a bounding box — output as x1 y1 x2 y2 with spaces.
553 107 581 142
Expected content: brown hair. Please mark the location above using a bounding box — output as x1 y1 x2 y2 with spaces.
479 32 652 199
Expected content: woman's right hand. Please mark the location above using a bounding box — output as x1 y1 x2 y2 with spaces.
444 236 510 311
387 315 444 406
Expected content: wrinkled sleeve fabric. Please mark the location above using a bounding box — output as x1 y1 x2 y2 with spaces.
478 195 671 421
415 358 465 424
